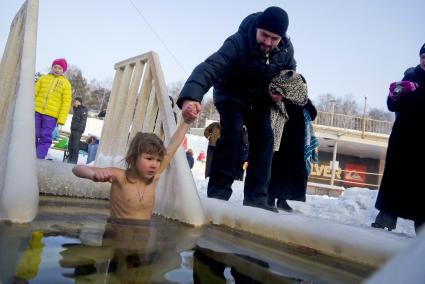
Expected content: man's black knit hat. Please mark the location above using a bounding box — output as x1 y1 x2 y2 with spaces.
257 6 289 37
420 43 425 56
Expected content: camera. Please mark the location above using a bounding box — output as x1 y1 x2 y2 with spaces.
393 82 404 97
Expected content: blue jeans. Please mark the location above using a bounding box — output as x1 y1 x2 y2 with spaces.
87 143 98 164
207 101 273 202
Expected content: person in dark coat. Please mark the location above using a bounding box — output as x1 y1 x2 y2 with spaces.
203 121 221 178
371 43 425 234
268 99 317 211
186 149 194 169
86 135 99 164
177 7 296 212
235 126 249 181
67 97 88 164
97 109 106 118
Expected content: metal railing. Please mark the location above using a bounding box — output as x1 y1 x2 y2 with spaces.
314 111 393 135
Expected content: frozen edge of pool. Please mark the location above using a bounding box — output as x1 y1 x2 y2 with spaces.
201 198 410 268
36 160 410 268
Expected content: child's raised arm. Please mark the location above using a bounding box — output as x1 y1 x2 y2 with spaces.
72 165 117 183
157 121 190 175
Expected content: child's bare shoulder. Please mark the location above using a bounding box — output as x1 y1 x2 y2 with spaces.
108 167 125 178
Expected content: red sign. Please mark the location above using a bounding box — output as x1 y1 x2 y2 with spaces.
344 164 366 185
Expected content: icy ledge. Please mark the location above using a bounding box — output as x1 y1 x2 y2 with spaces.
202 198 410 268
37 160 410 268
366 228 425 283
37 160 110 199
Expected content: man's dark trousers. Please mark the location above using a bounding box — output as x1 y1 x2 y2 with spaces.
68 130 83 164
207 101 274 203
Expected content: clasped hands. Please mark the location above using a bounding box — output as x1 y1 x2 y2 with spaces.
182 100 201 123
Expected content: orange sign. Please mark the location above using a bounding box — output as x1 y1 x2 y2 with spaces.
344 164 366 184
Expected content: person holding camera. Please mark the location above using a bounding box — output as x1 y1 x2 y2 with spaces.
372 43 425 234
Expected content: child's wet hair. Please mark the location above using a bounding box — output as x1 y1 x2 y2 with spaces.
124 132 166 181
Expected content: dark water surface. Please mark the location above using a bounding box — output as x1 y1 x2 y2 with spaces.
0 195 375 283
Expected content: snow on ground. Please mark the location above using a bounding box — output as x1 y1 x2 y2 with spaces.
192 163 416 238
186 133 416 238
61 115 104 137
46 117 416 237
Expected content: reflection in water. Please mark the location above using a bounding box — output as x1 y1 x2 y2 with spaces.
9 224 309 283
14 231 44 283
164 250 194 283
59 218 158 283
192 246 305 284
2 196 373 283
13 231 44 283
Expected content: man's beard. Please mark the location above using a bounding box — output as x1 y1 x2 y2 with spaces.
257 43 272 54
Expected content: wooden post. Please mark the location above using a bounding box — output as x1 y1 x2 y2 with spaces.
361 96 367 139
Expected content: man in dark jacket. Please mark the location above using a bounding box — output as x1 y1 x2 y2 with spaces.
177 7 296 212
67 97 88 164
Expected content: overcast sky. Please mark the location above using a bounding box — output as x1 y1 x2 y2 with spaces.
1 0 424 109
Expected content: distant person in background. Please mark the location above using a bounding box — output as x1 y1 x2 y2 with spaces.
52 125 60 142
182 136 188 151
97 109 106 118
186 149 194 169
235 126 249 181
34 58 72 159
197 151 206 163
86 135 99 164
169 96 178 123
372 43 425 234
67 97 88 164
203 121 220 178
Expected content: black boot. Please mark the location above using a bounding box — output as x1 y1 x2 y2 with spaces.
243 200 278 213
276 199 293 212
267 197 276 208
371 211 397 231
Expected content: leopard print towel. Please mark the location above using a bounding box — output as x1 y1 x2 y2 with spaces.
269 70 308 151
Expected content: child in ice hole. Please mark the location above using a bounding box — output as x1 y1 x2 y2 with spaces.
72 117 192 220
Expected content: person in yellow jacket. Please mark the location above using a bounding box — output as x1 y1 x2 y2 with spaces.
34 58 72 159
